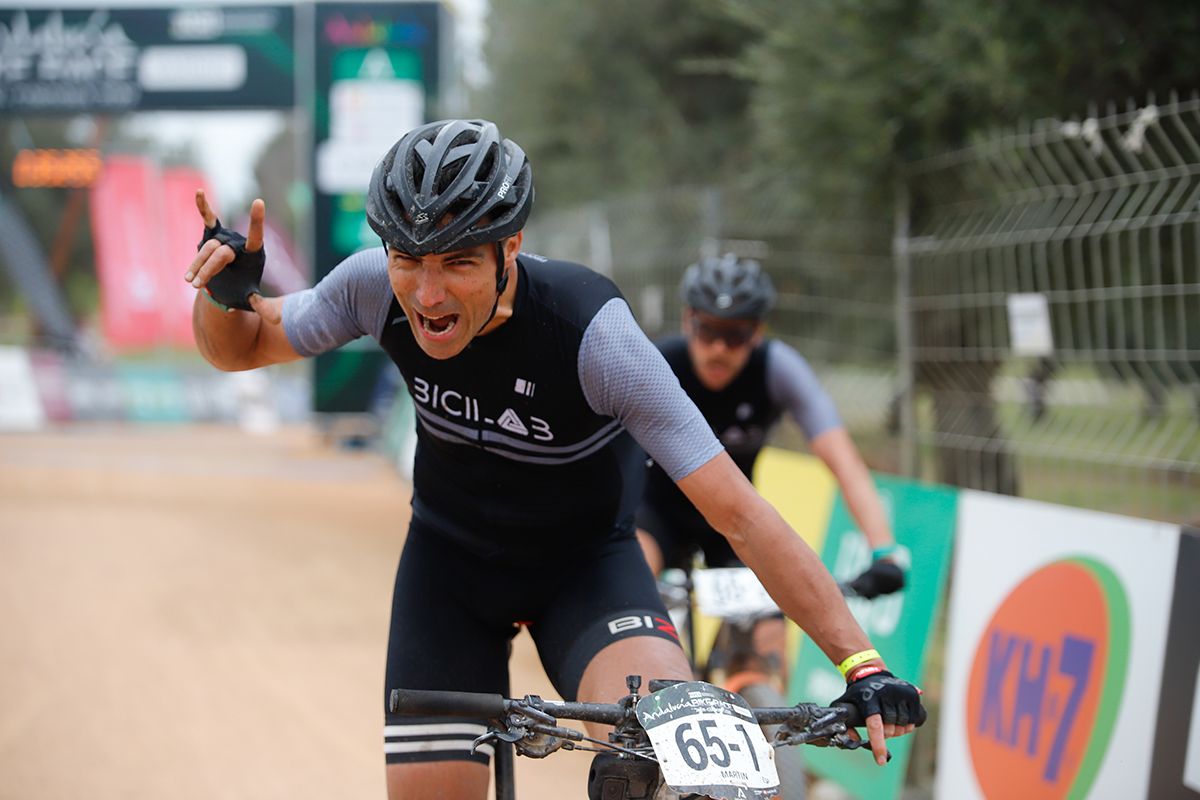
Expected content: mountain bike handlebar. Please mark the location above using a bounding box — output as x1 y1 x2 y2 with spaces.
389 680 867 739
389 688 509 719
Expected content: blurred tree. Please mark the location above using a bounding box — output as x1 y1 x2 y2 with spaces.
477 0 756 208
0 118 99 323
477 0 1200 493
736 0 1200 492
738 0 1200 217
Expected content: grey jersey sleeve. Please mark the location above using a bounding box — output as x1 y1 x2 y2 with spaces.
579 298 724 481
281 248 394 357
766 339 842 439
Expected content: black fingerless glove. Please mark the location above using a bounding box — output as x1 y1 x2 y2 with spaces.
848 560 906 599
833 670 926 728
197 218 265 311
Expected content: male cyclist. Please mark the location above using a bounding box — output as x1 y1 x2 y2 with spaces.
637 254 907 602
184 119 923 799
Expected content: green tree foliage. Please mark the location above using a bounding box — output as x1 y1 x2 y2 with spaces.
480 0 1200 215
477 0 755 207
476 0 1200 494
736 0 1200 217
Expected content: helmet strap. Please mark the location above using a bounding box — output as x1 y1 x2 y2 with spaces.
494 239 509 295
476 239 510 333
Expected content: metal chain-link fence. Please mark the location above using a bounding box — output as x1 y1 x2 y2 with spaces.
899 93 1200 523
523 93 1200 525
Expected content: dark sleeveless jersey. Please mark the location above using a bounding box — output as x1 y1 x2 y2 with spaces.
642 335 780 529
282 251 723 564
378 258 644 559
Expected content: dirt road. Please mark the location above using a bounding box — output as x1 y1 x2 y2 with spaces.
0 424 591 799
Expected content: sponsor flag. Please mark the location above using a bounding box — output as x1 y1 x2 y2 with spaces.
90 156 169 349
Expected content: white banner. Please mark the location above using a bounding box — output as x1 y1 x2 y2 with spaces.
938 492 1179 799
0 346 45 430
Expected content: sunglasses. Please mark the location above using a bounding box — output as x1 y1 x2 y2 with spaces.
689 318 758 348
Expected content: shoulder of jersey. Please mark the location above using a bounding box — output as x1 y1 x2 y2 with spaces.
519 252 622 317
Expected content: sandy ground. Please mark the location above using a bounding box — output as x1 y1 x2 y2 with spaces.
0 424 591 799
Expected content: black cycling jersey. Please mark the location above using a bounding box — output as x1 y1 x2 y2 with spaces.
284 251 722 563
377 256 643 561
657 335 780 476
638 334 842 570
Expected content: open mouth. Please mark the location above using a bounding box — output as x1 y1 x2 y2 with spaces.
416 311 459 339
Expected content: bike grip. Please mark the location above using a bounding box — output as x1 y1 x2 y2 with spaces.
388 688 506 718
833 701 866 728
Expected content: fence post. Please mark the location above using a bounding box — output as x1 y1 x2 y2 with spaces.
893 176 917 478
699 186 722 259
588 201 613 278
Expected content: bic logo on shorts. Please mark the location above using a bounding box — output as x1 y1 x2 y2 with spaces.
965 558 1130 799
608 613 680 641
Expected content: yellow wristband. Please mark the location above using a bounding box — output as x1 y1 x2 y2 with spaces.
837 648 881 679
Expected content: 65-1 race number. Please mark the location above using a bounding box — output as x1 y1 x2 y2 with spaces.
636 681 779 799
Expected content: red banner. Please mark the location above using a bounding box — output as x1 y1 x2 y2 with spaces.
90 156 167 349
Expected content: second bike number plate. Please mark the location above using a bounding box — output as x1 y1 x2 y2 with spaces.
636 680 779 800
693 568 779 618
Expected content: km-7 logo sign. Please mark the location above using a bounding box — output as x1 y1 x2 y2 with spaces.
966 559 1129 800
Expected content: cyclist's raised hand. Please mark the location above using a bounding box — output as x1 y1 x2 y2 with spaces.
847 559 906 599
187 190 277 321
832 670 925 766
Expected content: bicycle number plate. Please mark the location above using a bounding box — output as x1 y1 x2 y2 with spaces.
636 681 779 799
693 568 778 618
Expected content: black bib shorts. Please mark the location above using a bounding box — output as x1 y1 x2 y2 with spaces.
382 516 682 765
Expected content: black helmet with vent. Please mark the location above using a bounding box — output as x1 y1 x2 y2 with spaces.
680 253 776 320
366 119 534 256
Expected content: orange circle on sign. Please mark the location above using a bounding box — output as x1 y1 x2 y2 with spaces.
965 561 1109 800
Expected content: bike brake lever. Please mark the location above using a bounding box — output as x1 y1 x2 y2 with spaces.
472 728 525 754
823 733 892 762
513 697 558 726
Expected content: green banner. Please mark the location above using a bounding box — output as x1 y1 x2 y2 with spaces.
789 474 958 800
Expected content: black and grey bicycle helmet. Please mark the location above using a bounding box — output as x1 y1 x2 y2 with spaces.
680 253 777 320
366 118 533 257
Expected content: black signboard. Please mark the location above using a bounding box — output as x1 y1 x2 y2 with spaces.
0 7 294 113
1149 527 1200 799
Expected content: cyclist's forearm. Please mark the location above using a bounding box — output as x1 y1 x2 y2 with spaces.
810 428 893 550
839 470 893 551
728 499 874 665
193 292 273 371
677 452 881 668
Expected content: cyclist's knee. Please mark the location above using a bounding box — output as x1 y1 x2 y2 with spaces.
386 760 489 800
577 636 691 703
578 636 690 740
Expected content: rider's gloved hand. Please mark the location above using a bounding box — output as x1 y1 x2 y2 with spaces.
833 669 926 729
197 218 265 311
848 559 905 599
